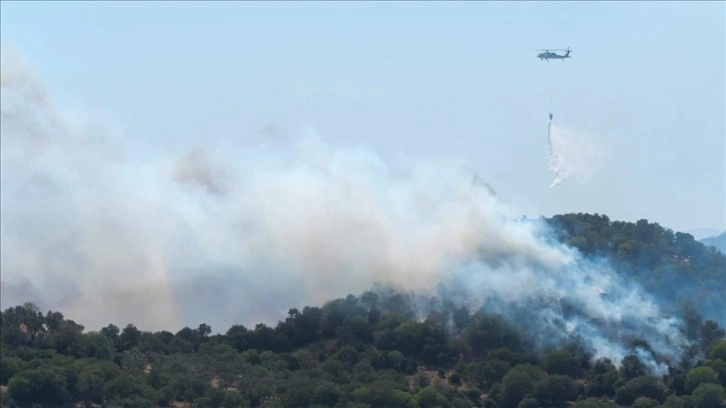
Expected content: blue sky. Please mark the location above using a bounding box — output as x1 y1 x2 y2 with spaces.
2 1 724 233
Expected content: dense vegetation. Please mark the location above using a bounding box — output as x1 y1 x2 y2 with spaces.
700 232 726 256
1 214 725 407
545 214 726 324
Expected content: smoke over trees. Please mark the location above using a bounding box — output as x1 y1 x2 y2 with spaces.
2 46 725 408
2 280 724 406
2 214 725 406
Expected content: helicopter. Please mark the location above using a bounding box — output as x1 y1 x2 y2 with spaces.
536 48 571 61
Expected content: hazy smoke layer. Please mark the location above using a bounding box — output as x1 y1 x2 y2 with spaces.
547 121 603 188
1 50 689 371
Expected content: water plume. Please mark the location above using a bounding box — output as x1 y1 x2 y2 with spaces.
547 121 603 188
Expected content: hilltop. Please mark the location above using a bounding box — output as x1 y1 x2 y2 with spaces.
700 232 726 256
545 213 726 326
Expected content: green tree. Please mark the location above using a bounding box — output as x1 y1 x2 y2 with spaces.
8 367 70 406
534 375 580 407
344 315 374 343
701 321 726 350
0 356 21 385
78 365 106 404
690 383 726 408
479 359 514 386
502 372 535 408
686 366 720 392
619 354 647 380
449 372 462 387
632 397 659 408
223 390 248 408
586 358 618 397
226 324 251 352
387 350 405 370
465 314 522 355
283 384 315 408
1 303 46 347
43 311 65 337
662 395 688 408
518 396 539 408
708 341 726 361
542 349 583 378
101 323 121 349
571 399 616 408
82 331 114 359
614 376 667 406
417 386 448 408
119 324 142 351
197 323 212 341
501 365 544 408
702 359 726 387
389 389 417 408
104 374 155 401
313 381 342 406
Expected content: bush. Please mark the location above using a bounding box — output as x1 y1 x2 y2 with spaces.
534 375 580 407
686 366 720 392
632 397 659 408
690 383 726 408
614 376 667 406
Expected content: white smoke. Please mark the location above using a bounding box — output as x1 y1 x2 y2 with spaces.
547 121 604 188
446 253 686 374
1 49 690 371
0 49 569 330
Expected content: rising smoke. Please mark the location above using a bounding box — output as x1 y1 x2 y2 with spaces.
0 49 693 373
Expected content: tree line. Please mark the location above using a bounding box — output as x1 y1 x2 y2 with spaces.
2 293 725 407
1 214 725 407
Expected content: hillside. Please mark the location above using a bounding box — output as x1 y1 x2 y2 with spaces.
701 232 726 256
1 214 725 408
545 213 726 325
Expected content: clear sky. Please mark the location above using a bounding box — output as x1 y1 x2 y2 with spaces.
2 1 724 234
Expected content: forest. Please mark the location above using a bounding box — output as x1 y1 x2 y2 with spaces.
1 213 725 408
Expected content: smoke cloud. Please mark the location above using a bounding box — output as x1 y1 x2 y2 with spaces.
0 49 693 372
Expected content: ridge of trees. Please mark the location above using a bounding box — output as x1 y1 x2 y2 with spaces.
544 213 726 323
545 213 725 277
2 296 725 408
1 213 725 407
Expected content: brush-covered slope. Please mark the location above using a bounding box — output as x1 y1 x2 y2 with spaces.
546 213 726 326
1 214 725 408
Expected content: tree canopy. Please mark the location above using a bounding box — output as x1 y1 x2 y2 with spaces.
1 213 725 407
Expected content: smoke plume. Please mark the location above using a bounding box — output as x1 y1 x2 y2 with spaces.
0 49 693 372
